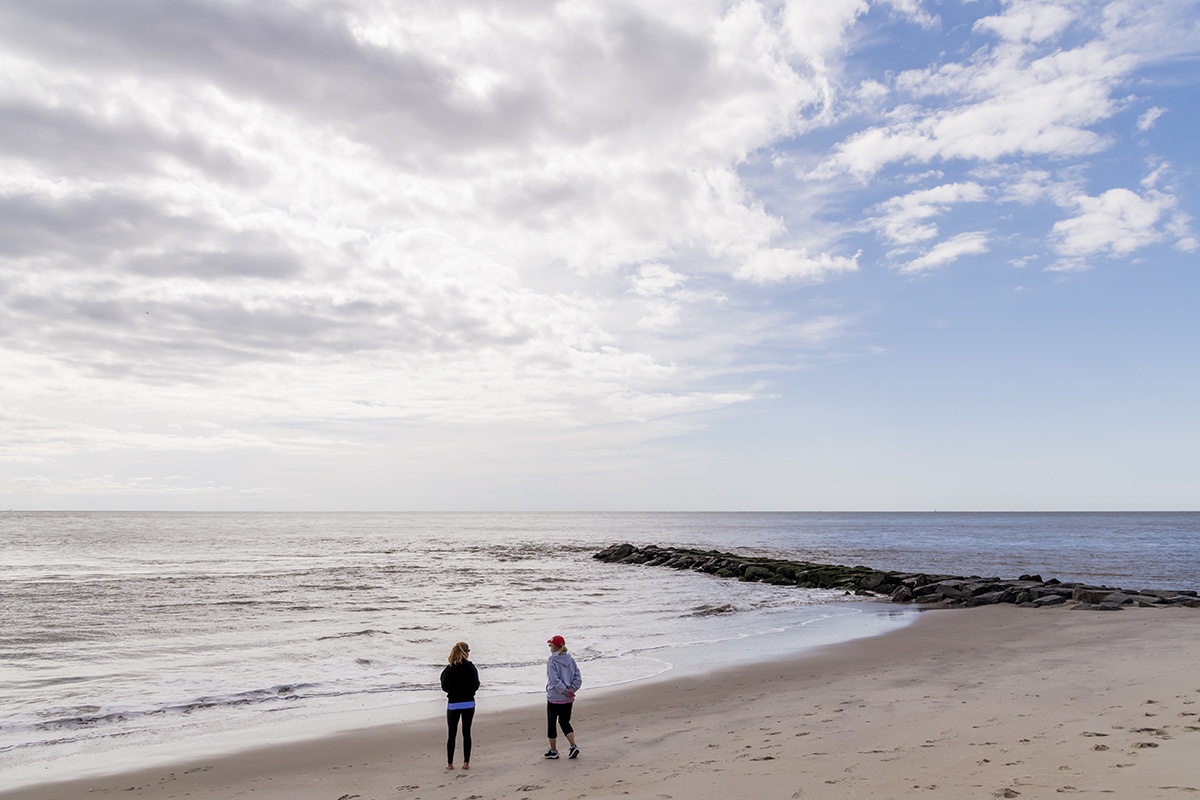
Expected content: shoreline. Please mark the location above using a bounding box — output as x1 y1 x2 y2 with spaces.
0 602 918 792
5 605 1200 799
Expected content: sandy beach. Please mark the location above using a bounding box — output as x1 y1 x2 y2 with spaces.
6 605 1199 800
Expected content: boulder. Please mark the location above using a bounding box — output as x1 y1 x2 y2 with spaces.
742 565 774 581
1072 587 1114 604
859 573 887 590
1140 588 1199 598
966 591 1006 607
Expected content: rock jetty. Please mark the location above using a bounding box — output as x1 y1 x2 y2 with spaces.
593 543 1200 611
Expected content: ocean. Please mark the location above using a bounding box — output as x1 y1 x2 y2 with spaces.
2 511 1197 789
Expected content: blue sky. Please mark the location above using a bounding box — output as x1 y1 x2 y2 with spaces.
1 0 1197 511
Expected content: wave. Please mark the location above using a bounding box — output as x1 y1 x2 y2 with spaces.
0 678 437 751
315 629 390 641
684 603 739 617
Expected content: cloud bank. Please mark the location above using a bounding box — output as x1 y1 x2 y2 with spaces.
1 0 1196 507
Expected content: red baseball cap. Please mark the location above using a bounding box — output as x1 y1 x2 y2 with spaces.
547 635 565 646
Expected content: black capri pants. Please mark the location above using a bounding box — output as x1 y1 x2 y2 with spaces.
547 701 573 739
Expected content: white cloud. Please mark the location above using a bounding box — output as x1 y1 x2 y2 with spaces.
12 473 286 497
0 0 860 446
629 263 687 330
1137 106 1166 131
974 0 1078 44
871 182 989 245
1051 187 1173 263
822 40 1128 178
629 263 687 297
811 0 1185 183
897 232 990 274
734 248 860 284
877 0 940 29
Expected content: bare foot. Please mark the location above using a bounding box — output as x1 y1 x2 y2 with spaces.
462 763 470 770
446 764 455 770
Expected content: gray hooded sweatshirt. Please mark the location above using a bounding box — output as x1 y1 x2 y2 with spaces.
546 651 582 703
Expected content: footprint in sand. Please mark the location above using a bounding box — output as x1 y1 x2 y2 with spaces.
1131 727 1169 738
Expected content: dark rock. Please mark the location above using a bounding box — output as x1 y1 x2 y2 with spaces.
594 543 635 561
859 573 887 590
1140 588 1199 600
1072 587 1114 604
996 587 1021 604
966 591 1006 607
1031 586 1074 599
742 565 774 582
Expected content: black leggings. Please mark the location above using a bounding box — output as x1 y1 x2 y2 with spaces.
546 701 573 739
447 707 474 764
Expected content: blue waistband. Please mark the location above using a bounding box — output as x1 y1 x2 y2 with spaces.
447 701 476 710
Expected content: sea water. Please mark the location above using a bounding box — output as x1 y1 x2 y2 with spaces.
1 511 1196 788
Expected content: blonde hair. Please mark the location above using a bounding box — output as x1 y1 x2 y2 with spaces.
448 642 471 665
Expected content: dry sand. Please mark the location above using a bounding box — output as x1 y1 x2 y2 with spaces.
5 605 1200 800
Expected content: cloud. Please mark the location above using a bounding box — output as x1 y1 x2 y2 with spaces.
11 473 286 497
870 182 989 245
810 0 1188 181
1137 106 1166 131
734 248 860 284
0 1 862 427
974 0 1077 44
821 40 1128 179
0 0 1196 506
897 232 991 274
1050 186 1174 266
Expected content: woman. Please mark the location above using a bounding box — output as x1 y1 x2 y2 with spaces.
544 634 582 760
440 641 480 770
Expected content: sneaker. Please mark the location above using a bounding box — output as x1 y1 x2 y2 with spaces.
568 745 580 759
543 750 559 759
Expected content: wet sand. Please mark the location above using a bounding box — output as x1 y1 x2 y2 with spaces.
5 605 1199 800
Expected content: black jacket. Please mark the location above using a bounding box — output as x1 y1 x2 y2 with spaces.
440 660 480 703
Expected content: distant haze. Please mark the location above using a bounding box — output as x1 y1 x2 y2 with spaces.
1 1 1198 511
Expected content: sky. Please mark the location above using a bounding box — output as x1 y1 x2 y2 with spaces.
1 0 1198 512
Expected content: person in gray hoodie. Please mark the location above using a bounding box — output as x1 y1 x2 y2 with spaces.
543 634 582 760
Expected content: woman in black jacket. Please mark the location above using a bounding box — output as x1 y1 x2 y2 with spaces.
440 641 480 770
